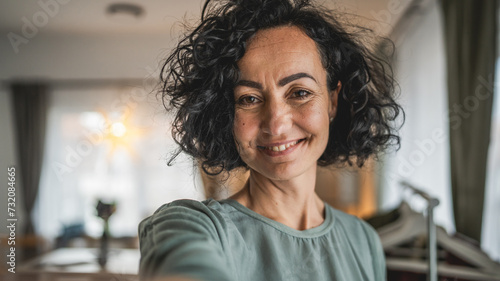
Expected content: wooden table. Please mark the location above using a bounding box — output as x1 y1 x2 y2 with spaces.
11 247 140 281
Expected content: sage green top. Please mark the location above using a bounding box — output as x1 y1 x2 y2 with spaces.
139 199 386 281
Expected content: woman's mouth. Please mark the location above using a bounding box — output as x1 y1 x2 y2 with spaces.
258 139 305 152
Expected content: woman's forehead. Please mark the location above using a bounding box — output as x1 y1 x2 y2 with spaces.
238 26 326 83
245 25 317 53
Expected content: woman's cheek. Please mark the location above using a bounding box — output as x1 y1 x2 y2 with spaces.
234 113 253 149
299 104 329 130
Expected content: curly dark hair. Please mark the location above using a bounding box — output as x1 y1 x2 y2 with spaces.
161 0 403 175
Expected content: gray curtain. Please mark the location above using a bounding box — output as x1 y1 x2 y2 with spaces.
440 0 497 242
10 83 48 240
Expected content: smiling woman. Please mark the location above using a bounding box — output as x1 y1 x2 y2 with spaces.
139 0 403 280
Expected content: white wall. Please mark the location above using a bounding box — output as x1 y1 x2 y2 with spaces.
379 1 455 232
0 31 175 80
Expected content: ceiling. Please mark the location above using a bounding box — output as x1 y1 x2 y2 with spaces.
0 0 411 36
0 0 413 81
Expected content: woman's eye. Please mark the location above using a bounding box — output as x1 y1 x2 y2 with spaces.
291 89 311 99
237 96 260 106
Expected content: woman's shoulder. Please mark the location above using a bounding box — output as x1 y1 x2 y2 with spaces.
138 199 232 255
151 198 223 214
140 199 227 229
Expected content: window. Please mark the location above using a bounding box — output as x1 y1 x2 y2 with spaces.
35 84 205 244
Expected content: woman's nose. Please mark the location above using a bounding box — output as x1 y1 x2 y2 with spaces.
261 99 292 136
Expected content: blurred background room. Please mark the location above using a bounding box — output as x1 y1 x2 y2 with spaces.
0 0 499 280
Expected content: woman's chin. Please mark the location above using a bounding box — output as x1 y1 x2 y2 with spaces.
250 161 316 182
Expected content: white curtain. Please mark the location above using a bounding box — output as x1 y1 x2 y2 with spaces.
35 84 205 243
481 63 500 261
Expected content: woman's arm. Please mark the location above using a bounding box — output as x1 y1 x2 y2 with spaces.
139 200 232 281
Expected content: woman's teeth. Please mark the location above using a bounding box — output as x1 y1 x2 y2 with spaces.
266 140 300 152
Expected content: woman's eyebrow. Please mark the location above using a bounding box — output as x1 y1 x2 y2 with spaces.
236 80 263 90
236 72 317 90
278 72 316 87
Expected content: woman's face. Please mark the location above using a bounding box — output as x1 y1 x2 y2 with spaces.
233 25 339 181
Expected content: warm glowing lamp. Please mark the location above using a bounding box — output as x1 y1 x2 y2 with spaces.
111 122 127 137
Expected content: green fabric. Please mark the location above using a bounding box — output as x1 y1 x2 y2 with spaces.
139 199 386 281
440 0 497 242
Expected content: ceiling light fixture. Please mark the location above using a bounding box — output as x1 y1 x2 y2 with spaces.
106 3 145 20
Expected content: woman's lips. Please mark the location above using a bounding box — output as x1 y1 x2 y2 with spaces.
257 139 305 155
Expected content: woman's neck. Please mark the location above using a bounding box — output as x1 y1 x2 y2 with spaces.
229 167 325 230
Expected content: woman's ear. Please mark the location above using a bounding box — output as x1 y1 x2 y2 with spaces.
329 81 342 121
